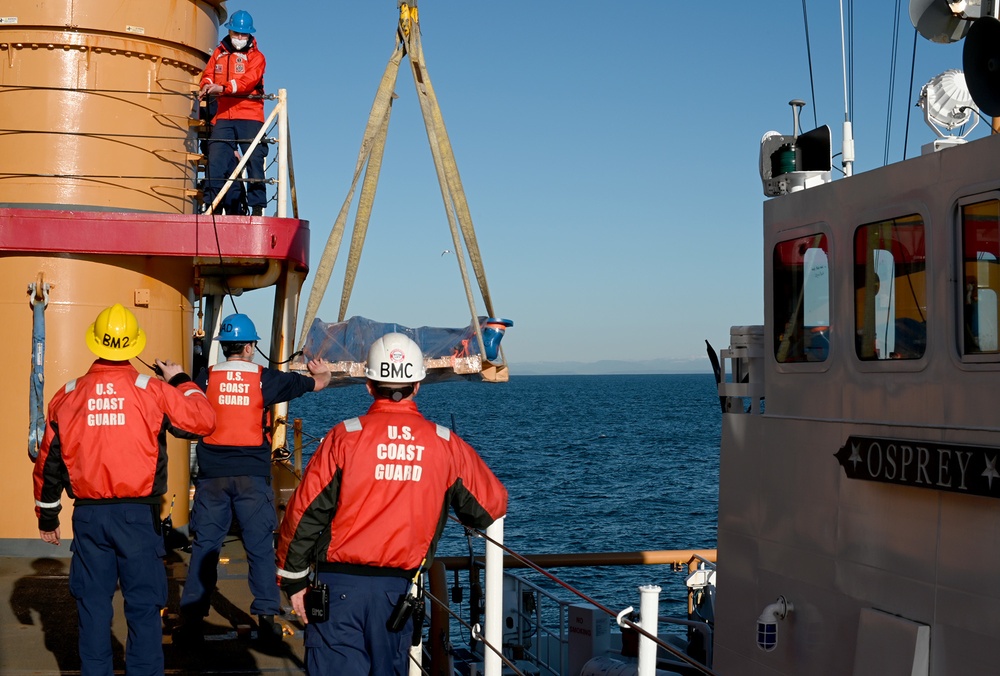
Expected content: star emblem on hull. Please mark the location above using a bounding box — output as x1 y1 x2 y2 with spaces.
848 442 862 470
983 455 1000 489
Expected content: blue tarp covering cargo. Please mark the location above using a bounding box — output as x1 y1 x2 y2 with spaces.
296 316 511 385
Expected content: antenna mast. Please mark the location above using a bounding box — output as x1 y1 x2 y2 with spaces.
839 0 855 176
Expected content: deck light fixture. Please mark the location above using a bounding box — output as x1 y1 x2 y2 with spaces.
756 595 793 652
910 0 972 43
918 69 979 153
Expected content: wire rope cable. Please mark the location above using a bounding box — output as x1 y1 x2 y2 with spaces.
801 0 820 128
840 1 850 129
421 585 526 676
884 0 903 166
902 27 919 160
460 519 722 676
848 0 855 122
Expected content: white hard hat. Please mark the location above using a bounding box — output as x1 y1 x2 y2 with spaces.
365 332 426 383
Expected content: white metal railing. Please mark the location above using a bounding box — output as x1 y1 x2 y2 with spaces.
484 518 504 676
206 88 293 218
200 89 298 449
500 574 714 676
437 519 719 676
503 574 574 676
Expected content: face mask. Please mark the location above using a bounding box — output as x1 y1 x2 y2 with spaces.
230 37 248 50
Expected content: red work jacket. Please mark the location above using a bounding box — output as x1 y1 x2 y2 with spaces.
203 361 265 447
276 398 508 593
199 37 266 123
33 360 216 530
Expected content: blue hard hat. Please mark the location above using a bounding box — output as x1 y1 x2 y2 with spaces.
225 10 256 34
215 313 260 342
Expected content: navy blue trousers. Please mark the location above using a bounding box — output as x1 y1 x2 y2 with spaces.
69 503 167 676
180 475 280 616
305 572 412 676
203 118 267 210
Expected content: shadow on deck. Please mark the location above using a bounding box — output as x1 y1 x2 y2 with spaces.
0 539 305 675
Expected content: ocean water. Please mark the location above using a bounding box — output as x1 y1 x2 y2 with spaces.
287 373 720 622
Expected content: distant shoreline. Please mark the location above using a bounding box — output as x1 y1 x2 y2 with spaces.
510 361 712 376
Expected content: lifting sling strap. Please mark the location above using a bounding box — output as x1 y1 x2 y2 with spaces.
298 2 501 366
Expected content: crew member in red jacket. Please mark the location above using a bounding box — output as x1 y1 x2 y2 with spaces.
33 303 216 676
276 332 508 676
178 313 331 644
198 9 268 216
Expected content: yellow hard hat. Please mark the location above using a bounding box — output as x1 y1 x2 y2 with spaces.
85 304 146 360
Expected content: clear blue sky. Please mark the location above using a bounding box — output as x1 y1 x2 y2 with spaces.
221 1 984 367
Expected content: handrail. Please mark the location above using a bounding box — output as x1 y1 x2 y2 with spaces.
436 548 717 570
656 615 714 669
277 89 289 218
422 583 528 676
428 539 718 676
468 527 721 676
207 93 282 214
484 520 504 676
0 85 295 219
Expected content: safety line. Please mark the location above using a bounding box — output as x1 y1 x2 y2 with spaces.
465 521 721 676
422 586 528 676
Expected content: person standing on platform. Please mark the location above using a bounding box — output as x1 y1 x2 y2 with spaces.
198 9 268 216
276 333 508 675
33 303 216 676
178 313 331 643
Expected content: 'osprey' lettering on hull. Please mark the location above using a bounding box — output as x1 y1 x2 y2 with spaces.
835 436 1000 498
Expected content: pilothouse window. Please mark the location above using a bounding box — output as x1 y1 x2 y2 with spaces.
853 215 926 360
773 233 829 363
961 199 1000 355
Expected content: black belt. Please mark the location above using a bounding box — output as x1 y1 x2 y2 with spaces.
318 562 418 579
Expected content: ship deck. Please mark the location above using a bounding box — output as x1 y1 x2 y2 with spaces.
0 539 306 674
